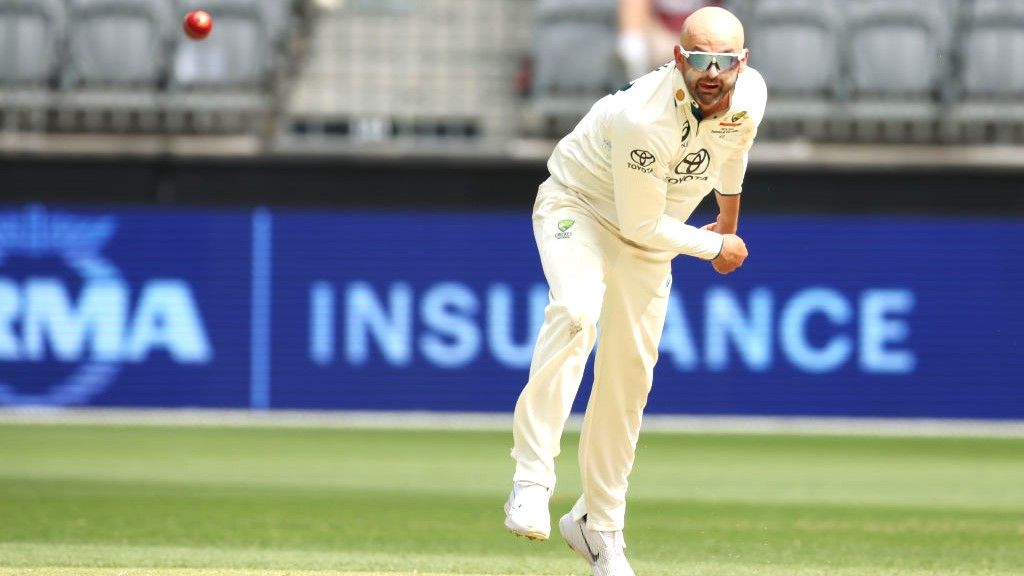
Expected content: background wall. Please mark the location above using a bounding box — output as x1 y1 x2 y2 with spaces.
3 161 1021 417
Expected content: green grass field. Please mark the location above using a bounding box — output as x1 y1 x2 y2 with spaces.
1 422 1022 576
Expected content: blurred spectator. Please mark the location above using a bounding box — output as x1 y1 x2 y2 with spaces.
618 0 720 80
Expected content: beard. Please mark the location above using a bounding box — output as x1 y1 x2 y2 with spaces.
685 73 737 108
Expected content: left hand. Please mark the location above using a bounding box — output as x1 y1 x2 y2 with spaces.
702 214 738 235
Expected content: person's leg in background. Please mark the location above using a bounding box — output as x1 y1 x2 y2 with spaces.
619 0 723 80
618 0 655 80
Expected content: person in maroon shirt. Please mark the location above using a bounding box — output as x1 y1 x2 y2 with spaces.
619 0 722 79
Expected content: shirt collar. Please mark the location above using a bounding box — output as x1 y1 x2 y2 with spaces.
672 71 695 124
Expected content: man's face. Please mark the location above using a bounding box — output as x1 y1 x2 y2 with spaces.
676 44 747 109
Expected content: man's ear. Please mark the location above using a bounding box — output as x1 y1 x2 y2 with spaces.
674 45 685 73
738 48 750 72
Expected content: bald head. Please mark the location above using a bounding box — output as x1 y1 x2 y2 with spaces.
675 7 748 114
681 6 745 53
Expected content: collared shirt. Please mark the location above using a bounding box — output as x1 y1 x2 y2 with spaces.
544 63 767 259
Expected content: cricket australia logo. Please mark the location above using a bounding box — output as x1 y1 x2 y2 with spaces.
555 219 575 239
0 205 123 406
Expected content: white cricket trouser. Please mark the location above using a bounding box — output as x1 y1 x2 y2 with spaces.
511 178 673 532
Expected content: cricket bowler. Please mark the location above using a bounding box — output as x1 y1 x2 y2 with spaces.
504 7 766 576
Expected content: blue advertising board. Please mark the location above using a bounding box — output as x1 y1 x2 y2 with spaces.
1 203 1022 418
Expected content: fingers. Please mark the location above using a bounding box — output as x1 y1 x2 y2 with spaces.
711 234 748 274
711 251 747 275
713 262 737 275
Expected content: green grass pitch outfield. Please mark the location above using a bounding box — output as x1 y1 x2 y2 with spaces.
0 422 1022 576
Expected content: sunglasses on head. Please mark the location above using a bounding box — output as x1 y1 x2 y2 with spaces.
678 48 745 71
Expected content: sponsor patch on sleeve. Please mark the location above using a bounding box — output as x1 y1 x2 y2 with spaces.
628 149 656 173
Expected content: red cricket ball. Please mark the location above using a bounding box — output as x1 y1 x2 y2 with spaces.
183 10 213 40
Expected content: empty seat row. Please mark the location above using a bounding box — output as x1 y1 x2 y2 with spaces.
0 0 294 133
741 0 1024 142
525 0 621 136
525 0 1024 143
1 0 291 88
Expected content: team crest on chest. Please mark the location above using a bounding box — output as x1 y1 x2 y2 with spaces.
714 110 749 133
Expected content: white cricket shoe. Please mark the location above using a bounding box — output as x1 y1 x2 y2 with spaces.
559 512 636 576
503 481 552 540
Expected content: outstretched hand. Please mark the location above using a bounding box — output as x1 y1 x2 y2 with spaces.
712 233 748 274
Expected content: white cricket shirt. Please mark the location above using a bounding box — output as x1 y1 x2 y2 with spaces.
544 63 767 259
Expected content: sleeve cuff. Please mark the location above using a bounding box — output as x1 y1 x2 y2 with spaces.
709 234 725 260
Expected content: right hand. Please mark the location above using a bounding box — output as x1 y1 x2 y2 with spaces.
700 219 719 232
712 234 748 274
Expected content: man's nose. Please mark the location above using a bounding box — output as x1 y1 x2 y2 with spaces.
705 64 721 79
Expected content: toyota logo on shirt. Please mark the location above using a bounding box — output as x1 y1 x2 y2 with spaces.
675 148 710 175
630 149 656 167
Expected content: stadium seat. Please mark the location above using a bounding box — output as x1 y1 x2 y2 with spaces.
528 0 623 136
841 0 958 142
64 0 174 87
0 0 66 130
0 0 66 86
744 0 844 141
166 0 277 133
261 0 294 47
59 0 175 131
948 0 1024 143
171 0 273 89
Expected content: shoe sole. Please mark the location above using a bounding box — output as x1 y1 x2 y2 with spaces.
507 526 549 540
505 516 549 541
